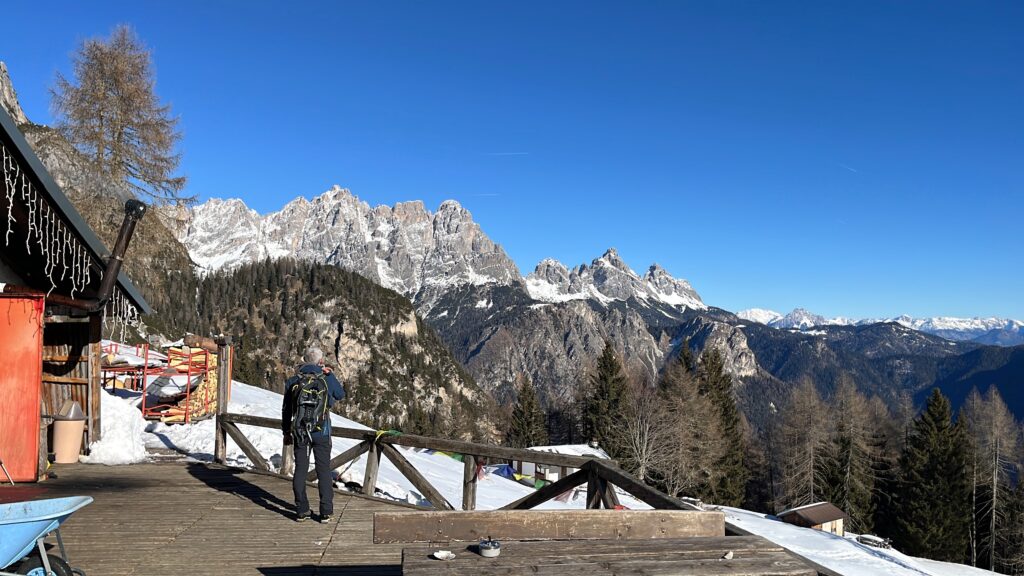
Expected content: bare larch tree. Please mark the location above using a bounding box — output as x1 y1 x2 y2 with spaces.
51 24 189 205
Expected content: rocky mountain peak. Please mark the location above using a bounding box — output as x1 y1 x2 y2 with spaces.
595 247 632 273
774 308 828 330
0 62 29 126
525 249 705 310
176 191 523 307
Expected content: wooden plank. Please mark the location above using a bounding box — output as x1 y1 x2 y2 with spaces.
401 538 815 576
374 510 726 544
462 455 477 511
589 461 701 511
88 318 101 445
363 440 381 497
307 440 370 481
380 443 454 510
500 468 589 510
44 315 90 324
601 476 620 509
403 536 782 559
214 342 231 464
42 375 89 384
586 468 602 509
221 421 272 471
220 413 606 468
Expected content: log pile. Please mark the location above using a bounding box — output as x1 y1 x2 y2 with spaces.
157 347 219 424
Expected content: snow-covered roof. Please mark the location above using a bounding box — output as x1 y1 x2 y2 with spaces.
527 444 610 460
777 501 846 525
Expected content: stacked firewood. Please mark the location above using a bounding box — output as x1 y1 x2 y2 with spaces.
158 345 219 423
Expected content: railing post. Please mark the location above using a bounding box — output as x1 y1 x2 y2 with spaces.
214 336 232 465
586 465 603 509
362 440 381 497
462 455 477 510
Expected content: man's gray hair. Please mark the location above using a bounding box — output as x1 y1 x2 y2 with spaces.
302 347 325 365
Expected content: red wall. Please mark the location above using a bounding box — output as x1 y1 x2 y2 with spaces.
0 295 44 482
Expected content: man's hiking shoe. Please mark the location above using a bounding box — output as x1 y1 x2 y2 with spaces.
318 514 333 524
296 512 311 522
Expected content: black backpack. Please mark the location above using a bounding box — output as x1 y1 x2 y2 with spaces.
291 372 329 445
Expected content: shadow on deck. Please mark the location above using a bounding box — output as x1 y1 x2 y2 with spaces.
3 461 405 576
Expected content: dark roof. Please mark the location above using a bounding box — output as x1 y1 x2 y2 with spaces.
778 502 846 526
0 106 152 314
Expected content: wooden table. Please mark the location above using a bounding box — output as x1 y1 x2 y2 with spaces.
401 536 817 575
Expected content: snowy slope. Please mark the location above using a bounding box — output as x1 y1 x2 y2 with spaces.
723 506 990 576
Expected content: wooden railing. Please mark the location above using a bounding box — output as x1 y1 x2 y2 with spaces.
213 411 699 513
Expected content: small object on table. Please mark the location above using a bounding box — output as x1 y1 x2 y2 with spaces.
432 550 456 560
479 536 501 558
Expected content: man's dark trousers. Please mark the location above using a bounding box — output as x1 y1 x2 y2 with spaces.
293 435 333 516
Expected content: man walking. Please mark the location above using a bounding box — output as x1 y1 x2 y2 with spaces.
282 347 346 523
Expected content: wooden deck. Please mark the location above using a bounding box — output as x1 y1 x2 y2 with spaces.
1 460 819 576
5 460 408 575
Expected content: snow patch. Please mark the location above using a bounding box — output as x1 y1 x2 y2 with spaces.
80 390 149 465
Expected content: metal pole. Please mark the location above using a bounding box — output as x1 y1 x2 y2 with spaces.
0 457 15 485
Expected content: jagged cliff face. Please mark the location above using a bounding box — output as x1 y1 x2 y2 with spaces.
172 190 524 311
0 63 28 125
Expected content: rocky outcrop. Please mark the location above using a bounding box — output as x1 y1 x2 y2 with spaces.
0 62 28 125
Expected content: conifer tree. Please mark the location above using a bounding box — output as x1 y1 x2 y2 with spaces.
582 341 628 452
961 386 1021 571
779 379 830 508
894 389 970 563
824 379 881 533
51 25 188 204
506 376 549 448
640 356 724 499
698 347 748 506
868 395 902 540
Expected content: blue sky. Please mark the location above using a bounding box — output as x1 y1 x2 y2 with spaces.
2 1 1022 318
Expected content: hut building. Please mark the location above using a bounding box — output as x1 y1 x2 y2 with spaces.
0 105 150 482
777 502 846 536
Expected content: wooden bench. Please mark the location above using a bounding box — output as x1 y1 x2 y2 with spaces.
373 509 726 543
400 537 817 575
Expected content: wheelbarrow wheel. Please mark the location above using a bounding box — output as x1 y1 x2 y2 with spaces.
15 553 74 576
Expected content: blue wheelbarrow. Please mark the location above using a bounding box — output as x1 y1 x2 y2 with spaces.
0 497 92 576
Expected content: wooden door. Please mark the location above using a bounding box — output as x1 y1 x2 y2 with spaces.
0 294 44 482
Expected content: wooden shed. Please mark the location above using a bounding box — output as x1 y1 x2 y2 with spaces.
0 105 151 481
777 502 846 536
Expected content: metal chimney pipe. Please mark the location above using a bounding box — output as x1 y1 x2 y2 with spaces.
93 199 147 306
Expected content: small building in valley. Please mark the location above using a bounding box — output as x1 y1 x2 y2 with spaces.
777 502 846 536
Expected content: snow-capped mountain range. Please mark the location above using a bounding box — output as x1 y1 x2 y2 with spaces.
170 188 706 313
172 188 1021 345
738 308 1024 345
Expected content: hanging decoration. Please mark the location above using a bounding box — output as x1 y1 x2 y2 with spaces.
2 140 140 335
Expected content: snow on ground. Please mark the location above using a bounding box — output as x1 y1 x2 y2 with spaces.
79 390 148 465
722 506 990 576
140 380 647 510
